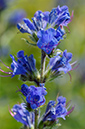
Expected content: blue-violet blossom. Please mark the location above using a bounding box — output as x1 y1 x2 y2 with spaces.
17 5 72 34
10 50 40 81
21 84 47 109
37 27 64 54
17 5 72 54
9 103 34 128
43 96 74 122
49 49 73 73
0 50 40 82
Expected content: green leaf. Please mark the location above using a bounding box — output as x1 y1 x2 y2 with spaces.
21 38 37 46
19 94 26 103
28 35 36 42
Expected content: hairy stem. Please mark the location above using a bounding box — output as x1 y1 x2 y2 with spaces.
34 109 38 129
23 125 28 129
34 50 46 129
23 125 34 129
40 50 46 83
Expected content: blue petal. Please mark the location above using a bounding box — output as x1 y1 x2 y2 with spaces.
49 8 58 24
17 23 29 33
45 100 56 113
23 18 36 31
21 84 30 96
57 96 66 105
17 50 24 58
37 28 58 54
14 112 28 126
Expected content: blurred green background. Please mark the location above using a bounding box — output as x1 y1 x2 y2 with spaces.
0 0 85 129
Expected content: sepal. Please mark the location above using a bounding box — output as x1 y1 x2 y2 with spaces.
21 38 37 46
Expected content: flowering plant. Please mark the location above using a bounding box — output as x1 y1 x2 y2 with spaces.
0 5 77 129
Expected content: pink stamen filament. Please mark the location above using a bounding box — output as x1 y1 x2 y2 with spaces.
66 100 71 107
68 72 72 81
71 61 77 67
0 69 12 74
71 64 79 71
16 86 21 93
9 110 14 117
0 74 12 77
68 11 74 24
0 60 12 70
66 26 70 33
8 106 14 117
67 106 75 115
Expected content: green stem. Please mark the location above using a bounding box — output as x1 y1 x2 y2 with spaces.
34 109 38 129
23 125 34 129
34 50 46 129
40 50 46 83
23 125 28 129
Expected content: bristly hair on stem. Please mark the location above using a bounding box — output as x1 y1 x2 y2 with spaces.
34 50 46 129
40 50 46 83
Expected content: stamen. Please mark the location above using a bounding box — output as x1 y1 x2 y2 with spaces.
66 100 71 107
8 106 14 117
66 102 72 110
71 61 77 67
72 64 79 71
0 60 12 70
67 106 75 115
16 86 21 93
71 61 80 70
0 69 12 74
68 11 74 24
66 26 70 33
0 74 12 77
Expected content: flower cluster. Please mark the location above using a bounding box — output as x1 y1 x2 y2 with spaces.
17 5 71 34
17 5 73 54
0 5 75 129
43 96 74 122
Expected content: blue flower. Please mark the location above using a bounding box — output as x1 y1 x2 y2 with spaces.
32 10 49 31
50 49 72 73
49 5 71 27
37 27 64 54
21 84 47 109
9 103 34 127
17 18 36 34
8 9 26 26
10 50 36 77
17 6 72 54
17 10 49 34
43 100 56 121
10 50 40 82
17 5 72 34
43 96 74 122
57 96 66 106
55 96 67 120
0 51 40 82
